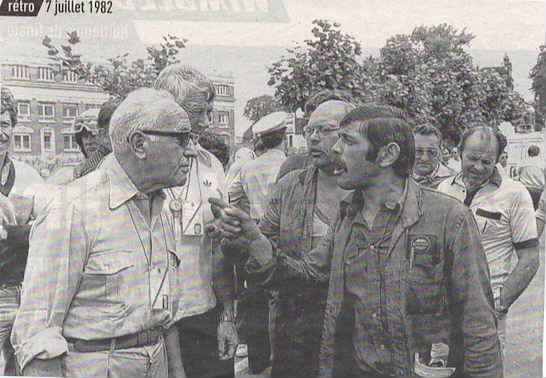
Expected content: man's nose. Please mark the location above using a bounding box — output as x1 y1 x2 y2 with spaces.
183 139 198 158
332 138 343 154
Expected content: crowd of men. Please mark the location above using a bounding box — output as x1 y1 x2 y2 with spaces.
0 63 544 378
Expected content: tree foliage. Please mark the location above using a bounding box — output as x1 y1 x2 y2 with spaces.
530 45 546 129
42 32 187 98
267 19 369 113
268 21 529 143
243 95 282 122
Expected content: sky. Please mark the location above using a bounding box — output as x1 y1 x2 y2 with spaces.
1 0 544 136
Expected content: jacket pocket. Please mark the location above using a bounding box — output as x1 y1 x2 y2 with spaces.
406 244 445 315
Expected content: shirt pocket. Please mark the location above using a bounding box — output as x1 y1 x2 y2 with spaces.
406 235 445 315
475 208 502 235
80 252 134 309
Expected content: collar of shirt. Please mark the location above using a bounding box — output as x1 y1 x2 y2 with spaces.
257 148 286 161
450 167 503 190
341 179 409 224
104 154 166 210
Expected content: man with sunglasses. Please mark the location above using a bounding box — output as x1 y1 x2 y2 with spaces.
12 88 194 377
155 64 238 378
412 124 456 189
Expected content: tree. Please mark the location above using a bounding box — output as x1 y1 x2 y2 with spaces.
267 19 370 113
243 95 282 122
530 45 546 130
267 21 527 143
366 24 527 143
42 32 187 98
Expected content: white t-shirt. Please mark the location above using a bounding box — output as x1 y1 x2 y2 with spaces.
437 171 538 294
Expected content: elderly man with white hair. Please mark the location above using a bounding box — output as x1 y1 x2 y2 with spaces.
154 64 239 378
12 88 195 378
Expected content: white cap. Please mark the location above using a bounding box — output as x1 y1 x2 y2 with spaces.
252 111 289 138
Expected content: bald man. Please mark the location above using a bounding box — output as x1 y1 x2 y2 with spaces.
438 126 539 350
226 101 354 377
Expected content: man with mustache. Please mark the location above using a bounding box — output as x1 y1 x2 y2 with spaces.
437 126 539 350
212 106 502 377
412 124 455 189
12 88 195 377
225 100 353 377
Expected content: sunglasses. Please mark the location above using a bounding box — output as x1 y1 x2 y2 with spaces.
140 129 192 149
74 119 100 135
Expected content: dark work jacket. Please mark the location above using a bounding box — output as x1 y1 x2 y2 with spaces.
255 166 331 377
248 179 503 378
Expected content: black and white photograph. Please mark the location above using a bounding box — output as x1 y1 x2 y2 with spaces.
0 1 544 377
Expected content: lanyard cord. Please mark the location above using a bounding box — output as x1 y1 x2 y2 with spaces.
126 201 151 266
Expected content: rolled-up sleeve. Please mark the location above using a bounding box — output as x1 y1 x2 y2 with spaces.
11 198 88 371
448 208 503 377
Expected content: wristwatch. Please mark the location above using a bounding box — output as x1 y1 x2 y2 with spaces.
0 225 7 241
220 310 235 323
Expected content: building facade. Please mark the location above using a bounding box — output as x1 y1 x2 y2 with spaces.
208 73 236 146
1 58 109 164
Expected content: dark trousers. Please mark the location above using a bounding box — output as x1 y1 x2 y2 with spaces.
238 286 271 374
177 306 234 378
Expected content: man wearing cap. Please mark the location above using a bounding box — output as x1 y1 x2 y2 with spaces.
12 88 194 377
229 111 288 222
227 111 288 373
154 64 238 378
0 87 44 376
74 99 121 179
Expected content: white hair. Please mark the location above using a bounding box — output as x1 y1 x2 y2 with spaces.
109 88 186 152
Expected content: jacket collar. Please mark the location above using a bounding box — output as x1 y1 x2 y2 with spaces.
340 178 420 228
104 154 165 210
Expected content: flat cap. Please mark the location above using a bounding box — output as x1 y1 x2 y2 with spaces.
252 111 289 138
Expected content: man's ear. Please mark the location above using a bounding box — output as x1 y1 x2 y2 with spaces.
128 131 147 159
377 142 400 168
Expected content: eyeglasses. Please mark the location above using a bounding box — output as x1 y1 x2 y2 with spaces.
140 129 192 149
415 148 439 158
303 125 339 137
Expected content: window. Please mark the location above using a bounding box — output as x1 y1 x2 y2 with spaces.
85 103 100 111
13 134 31 152
41 129 55 153
17 102 31 121
217 111 229 126
38 66 55 81
63 104 78 122
64 134 79 152
9 65 30 80
214 84 231 97
39 103 55 122
63 70 79 83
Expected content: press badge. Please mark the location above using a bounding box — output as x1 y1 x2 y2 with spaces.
181 200 203 236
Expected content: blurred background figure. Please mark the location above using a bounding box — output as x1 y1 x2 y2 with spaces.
518 145 544 209
412 124 455 188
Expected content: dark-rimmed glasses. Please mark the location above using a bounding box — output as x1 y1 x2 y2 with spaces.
140 129 192 149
